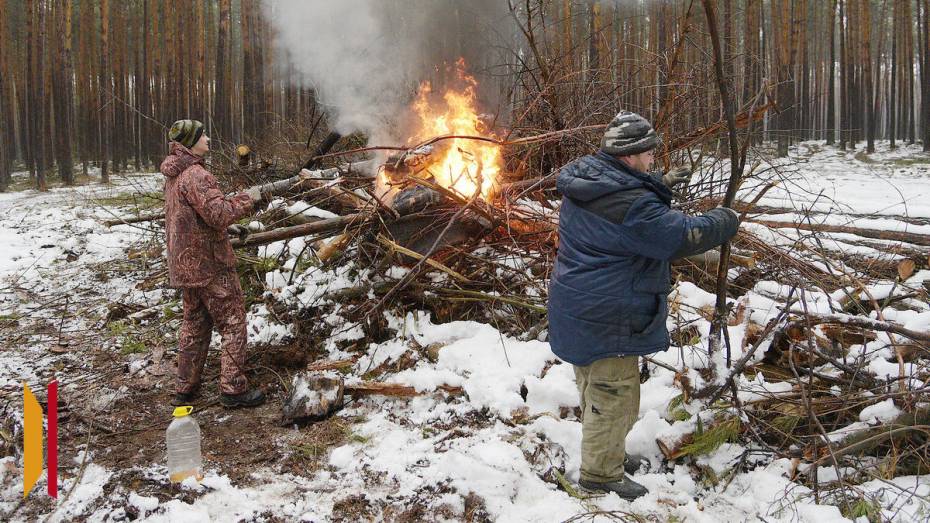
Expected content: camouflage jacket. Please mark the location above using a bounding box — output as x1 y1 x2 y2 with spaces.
161 142 253 288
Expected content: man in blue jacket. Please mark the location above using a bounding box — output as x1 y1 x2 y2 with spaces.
548 111 739 499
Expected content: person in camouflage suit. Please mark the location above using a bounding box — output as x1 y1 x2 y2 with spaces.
161 119 265 408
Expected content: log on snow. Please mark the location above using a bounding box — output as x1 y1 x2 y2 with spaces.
104 211 165 227
346 382 463 397
750 219 930 247
806 407 930 465
787 310 930 344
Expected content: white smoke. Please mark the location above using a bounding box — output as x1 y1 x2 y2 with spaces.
265 0 511 143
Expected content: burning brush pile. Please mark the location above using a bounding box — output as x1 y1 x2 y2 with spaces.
234 62 557 334
171 64 930 500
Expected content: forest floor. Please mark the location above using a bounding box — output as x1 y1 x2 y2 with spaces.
2 141 930 522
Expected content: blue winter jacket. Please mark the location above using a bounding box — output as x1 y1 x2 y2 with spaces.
548 152 739 366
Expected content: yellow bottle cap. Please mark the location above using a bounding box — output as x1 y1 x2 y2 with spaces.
172 406 193 418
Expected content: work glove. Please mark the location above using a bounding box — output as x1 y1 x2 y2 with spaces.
243 186 264 205
720 206 739 222
662 166 692 188
227 224 250 240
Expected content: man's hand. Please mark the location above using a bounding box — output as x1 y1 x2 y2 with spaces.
662 166 692 188
244 186 263 205
227 224 250 240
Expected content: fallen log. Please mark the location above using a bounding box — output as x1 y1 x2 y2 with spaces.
805 406 930 465
786 310 930 344
346 382 463 397
750 219 930 247
305 358 357 372
673 249 757 270
299 170 372 210
732 202 930 227
104 211 165 227
230 212 371 248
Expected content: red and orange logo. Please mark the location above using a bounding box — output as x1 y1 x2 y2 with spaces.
23 380 58 499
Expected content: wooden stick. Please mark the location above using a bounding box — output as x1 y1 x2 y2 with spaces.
376 234 471 283
230 212 370 248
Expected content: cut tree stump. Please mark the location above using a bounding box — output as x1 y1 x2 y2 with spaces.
281 373 345 424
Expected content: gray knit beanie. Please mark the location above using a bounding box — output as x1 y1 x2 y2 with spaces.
600 111 659 156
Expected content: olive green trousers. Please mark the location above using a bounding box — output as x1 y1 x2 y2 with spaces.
573 355 640 483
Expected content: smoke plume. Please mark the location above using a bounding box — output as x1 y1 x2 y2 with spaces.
265 0 511 143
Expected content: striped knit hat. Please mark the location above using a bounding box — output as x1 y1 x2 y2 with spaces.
168 119 205 149
600 111 659 156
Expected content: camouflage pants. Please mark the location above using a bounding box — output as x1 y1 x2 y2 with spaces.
176 270 249 395
574 355 640 483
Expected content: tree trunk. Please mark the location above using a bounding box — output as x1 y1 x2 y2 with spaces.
0 1 11 191
99 0 110 183
53 0 75 185
840 0 852 150
215 0 231 142
826 0 837 145
772 0 795 156
24 0 37 180
889 0 898 149
923 0 930 151
151 0 163 165
797 0 810 142
137 1 149 170
77 0 94 178
860 0 874 153
241 0 255 139
33 0 48 191
904 0 916 144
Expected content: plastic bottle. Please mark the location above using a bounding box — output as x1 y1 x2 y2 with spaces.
166 406 203 483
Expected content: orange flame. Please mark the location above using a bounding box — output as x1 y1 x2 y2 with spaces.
410 60 501 200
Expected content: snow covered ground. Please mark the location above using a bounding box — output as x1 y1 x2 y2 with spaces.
744 142 930 219
2 142 930 522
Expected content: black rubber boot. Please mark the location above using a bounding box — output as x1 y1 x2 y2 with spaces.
579 475 648 500
171 390 200 406
624 454 649 475
220 388 266 408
